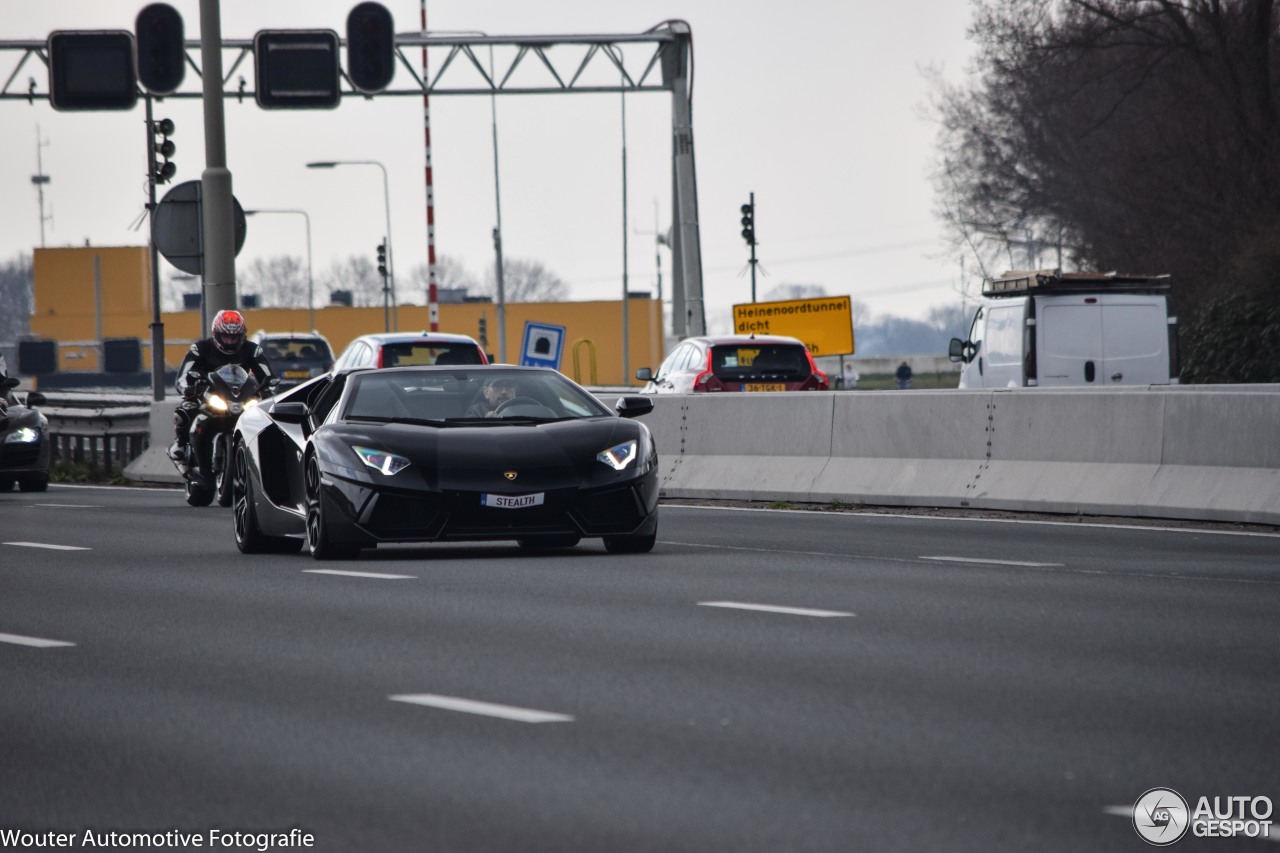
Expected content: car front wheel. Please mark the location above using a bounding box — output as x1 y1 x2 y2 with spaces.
305 456 359 560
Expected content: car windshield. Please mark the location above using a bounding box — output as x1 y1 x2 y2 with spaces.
263 337 332 362
379 342 482 367
343 368 611 423
710 344 810 379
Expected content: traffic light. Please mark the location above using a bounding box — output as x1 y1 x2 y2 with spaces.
48 31 138 111
151 117 176 184
376 241 388 277
136 3 185 94
478 313 488 346
347 2 395 93
740 200 756 246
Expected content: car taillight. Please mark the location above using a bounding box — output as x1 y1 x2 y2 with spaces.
693 369 724 392
799 351 828 390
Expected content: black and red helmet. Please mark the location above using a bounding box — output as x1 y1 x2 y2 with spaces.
210 309 246 355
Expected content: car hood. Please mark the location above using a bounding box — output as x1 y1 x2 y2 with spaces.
317 417 650 492
1 405 47 434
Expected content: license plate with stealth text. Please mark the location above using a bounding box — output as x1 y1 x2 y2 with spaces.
481 492 545 509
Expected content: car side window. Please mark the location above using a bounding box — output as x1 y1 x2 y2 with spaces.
680 343 701 371
656 345 687 378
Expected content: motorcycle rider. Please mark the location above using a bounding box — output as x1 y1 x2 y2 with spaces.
168 309 276 462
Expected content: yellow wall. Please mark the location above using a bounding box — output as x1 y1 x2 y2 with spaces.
28 246 665 386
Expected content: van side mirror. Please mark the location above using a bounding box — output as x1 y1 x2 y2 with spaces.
635 367 653 382
949 338 977 364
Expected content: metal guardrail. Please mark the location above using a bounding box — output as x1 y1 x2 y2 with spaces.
37 392 153 477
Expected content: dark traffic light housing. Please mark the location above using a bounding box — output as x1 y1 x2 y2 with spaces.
152 117 176 184
376 241 388 277
48 31 138 111
347 2 395 93
254 30 341 109
136 4 185 95
741 200 756 246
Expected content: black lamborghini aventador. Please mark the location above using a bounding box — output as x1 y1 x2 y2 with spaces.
231 365 659 559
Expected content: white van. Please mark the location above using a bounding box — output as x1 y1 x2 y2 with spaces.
949 270 1178 388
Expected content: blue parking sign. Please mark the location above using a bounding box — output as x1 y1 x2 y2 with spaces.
519 322 566 369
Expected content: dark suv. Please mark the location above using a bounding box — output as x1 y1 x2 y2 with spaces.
255 333 336 391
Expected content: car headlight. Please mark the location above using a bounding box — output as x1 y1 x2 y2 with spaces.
207 394 229 412
4 427 39 444
353 445 411 476
597 439 637 471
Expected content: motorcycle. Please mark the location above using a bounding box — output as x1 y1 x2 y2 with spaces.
173 364 273 507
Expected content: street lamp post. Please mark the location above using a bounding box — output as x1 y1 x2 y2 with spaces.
306 160 396 330
245 209 313 330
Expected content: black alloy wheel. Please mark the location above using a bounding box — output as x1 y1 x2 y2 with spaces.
305 455 358 560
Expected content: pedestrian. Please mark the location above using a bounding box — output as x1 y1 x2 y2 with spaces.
895 360 913 390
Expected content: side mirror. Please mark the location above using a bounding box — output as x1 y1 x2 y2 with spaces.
615 396 654 419
948 338 969 364
635 367 653 382
270 401 308 424
25 391 47 407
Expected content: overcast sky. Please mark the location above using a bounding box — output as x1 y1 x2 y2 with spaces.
0 1 977 334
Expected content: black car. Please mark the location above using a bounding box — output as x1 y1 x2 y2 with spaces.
231 365 659 558
0 376 50 492
255 333 335 391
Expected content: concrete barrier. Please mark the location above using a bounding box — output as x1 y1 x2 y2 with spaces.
646 388 1280 524
123 400 184 485
120 386 1280 524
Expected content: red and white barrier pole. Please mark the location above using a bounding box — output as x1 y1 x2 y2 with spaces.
421 0 438 331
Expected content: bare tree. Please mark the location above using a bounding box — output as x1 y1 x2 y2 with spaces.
933 0 1280 301
404 254 480 303
321 255 385 308
763 283 827 301
0 254 33 344
479 257 568 302
237 255 309 309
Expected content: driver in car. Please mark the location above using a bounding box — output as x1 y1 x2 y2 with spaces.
464 376 519 417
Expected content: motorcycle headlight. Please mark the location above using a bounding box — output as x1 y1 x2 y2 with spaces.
353 445 411 476
597 439 637 471
244 398 260 409
4 427 39 444
207 395 229 413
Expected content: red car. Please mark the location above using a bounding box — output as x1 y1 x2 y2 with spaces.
636 334 828 393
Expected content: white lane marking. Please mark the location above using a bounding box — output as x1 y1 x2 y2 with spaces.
303 569 416 580
389 694 574 723
1102 806 1280 843
665 504 1280 539
33 504 103 508
698 601 854 618
0 632 76 648
920 555 1065 568
3 542 90 551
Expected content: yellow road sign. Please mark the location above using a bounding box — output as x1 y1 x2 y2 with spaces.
732 296 854 356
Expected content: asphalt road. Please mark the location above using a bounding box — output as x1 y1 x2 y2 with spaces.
1 485 1277 852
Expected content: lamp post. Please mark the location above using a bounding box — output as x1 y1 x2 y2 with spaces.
244 209 313 330
306 160 396 329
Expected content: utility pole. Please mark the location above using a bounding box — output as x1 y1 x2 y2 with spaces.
31 125 52 247
741 192 758 303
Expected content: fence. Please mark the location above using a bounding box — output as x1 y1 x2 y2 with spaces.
38 392 154 477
